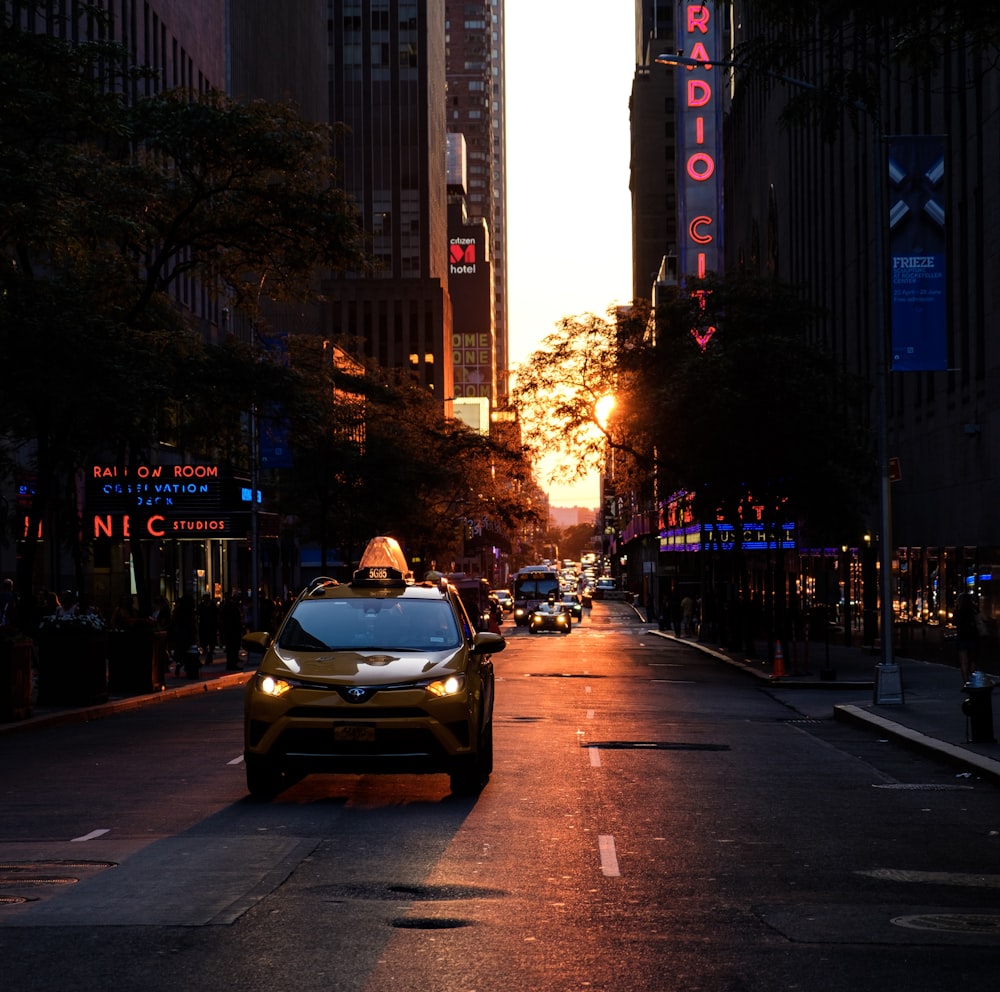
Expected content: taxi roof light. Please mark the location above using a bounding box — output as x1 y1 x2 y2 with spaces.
352 535 412 587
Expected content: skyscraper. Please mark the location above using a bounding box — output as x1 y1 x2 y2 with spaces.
445 0 508 401
323 0 454 401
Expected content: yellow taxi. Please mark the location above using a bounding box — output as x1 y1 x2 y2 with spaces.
242 536 504 798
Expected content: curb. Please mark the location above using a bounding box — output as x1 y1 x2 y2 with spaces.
647 627 874 689
834 702 1000 786
0 671 252 736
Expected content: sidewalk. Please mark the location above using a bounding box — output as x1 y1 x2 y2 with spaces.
647 625 1000 787
0 655 251 737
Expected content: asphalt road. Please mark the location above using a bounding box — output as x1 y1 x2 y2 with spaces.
1 601 998 991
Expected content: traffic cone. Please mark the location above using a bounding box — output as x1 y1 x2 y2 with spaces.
770 640 787 679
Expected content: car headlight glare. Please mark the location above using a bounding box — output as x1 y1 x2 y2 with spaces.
426 674 465 697
258 674 293 697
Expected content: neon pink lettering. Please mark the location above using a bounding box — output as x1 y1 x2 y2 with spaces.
687 79 711 107
686 152 715 180
687 4 710 34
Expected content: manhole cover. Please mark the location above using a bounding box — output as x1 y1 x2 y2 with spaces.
525 673 605 679
316 882 504 902
892 914 1000 935
391 917 474 930
583 740 730 751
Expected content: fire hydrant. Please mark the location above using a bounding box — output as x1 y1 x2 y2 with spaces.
184 644 202 681
962 672 996 744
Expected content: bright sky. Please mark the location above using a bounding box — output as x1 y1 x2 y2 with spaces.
504 3 635 509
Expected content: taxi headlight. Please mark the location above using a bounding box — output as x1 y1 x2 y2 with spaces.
425 674 466 697
256 674 294 697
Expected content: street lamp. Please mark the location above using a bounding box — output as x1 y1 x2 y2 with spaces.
655 53 897 691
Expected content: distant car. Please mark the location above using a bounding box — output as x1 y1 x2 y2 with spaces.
528 602 572 634
560 592 583 621
242 536 505 799
492 589 514 615
593 577 616 600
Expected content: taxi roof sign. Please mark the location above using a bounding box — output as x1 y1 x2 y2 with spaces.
358 536 409 573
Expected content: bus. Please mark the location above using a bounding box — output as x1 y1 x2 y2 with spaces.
511 566 561 626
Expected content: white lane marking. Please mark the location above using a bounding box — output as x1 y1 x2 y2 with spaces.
598 834 620 877
586 709 594 719
229 754 245 765
71 829 110 843
585 685 592 693
589 746 602 767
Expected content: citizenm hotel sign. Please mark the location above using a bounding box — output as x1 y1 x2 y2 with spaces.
676 2 723 348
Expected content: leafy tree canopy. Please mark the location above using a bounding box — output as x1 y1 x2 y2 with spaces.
731 1 1000 136
514 277 874 545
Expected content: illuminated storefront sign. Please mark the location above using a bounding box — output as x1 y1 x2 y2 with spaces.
86 463 257 540
676 2 723 348
659 490 796 552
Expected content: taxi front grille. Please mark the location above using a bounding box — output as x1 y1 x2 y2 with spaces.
284 706 427 720
278 726 445 758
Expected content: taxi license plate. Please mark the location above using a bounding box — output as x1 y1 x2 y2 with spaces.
334 723 375 742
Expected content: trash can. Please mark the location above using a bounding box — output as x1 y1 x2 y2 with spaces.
961 672 996 744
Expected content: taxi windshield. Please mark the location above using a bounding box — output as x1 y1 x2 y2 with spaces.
277 598 462 652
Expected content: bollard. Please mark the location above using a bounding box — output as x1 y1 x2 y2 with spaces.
961 672 996 744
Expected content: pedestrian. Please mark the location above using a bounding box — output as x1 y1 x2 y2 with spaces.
110 592 139 629
952 593 980 684
0 578 17 630
56 590 78 617
197 593 219 662
669 585 682 637
681 594 695 637
169 594 199 678
219 593 245 671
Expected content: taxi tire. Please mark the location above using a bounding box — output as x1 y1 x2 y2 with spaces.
449 720 493 796
245 755 284 800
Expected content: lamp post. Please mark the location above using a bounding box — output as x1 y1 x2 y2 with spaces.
655 53 897 687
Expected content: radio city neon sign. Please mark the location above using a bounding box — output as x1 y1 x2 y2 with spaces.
677 2 722 349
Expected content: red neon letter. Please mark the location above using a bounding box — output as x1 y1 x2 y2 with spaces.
687 79 711 108
686 152 715 181
690 216 714 243
689 41 711 63
687 4 710 34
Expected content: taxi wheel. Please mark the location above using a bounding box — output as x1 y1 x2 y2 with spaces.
449 720 493 796
245 755 284 800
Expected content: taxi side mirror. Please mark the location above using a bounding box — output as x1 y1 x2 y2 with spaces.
472 630 506 655
242 630 272 655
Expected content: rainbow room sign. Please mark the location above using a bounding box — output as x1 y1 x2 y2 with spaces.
676 2 723 348
86 463 255 539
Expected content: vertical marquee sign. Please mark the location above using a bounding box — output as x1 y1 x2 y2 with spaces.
676 2 723 349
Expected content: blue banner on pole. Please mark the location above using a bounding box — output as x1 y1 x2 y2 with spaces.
888 135 948 371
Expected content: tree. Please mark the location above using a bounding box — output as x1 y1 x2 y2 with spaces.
514 277 873 547
732 2 1000 138
0 10 367 606
513 303 656 502
272 346 541 577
